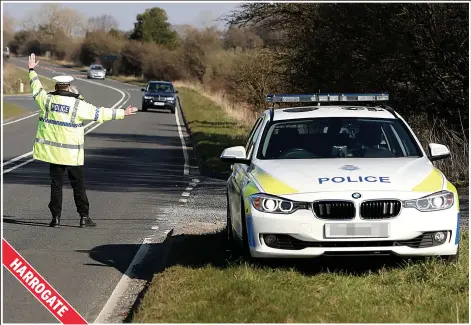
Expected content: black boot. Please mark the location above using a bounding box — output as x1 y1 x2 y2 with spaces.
49 216 60 228
80 216 96 228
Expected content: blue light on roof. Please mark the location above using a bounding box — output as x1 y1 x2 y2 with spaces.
266 93 389 103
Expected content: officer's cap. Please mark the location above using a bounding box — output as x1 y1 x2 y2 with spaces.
52 75 74 85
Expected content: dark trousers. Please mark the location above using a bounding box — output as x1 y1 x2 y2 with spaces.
48 163 90 218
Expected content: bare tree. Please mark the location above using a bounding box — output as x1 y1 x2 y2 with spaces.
22 4 86 38
87 14 119 32
3 13 16 44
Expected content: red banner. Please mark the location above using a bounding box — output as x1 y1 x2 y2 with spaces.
2 239 88 324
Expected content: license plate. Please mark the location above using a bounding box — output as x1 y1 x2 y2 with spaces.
154 102 165 106
324 222 389 238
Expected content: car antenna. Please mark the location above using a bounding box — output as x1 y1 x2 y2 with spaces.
318 89 321 107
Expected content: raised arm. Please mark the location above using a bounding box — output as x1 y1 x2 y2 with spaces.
28 54 48 111
76 100 137 123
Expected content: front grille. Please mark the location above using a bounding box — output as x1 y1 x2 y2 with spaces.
263 232 445 251
360 200 401 219
312 201 355 220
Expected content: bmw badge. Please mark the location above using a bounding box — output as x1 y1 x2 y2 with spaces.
352 192 361 199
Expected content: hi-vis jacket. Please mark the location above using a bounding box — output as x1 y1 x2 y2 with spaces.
29 69 125 166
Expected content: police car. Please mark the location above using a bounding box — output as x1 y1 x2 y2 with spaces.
221 93 460 262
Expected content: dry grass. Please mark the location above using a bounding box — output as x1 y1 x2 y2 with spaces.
173 80 257 128
177 87 250 176
3 62 55 94
2 101 27 120
408 114 469 185
37 56 88 72
109 75 146 86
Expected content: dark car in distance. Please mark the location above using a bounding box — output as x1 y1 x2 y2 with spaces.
141 81 178 113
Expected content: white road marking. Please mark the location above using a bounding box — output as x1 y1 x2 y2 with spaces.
189 182 197 187
2 77 129 174
2 122 104 174
182 192 190 197
174 99 189 175
192 178 200 183
151 226 159 230
179 198 188 203
3 111 39 126
3 122 96 168
2 60 131 174
3 158 35 174
93 237 153 323
185 187 193 191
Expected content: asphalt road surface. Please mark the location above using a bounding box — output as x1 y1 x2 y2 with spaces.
3 57 200 323
3 57 468 323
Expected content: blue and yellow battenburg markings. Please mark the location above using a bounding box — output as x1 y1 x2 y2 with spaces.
246 215 256 248
446 180 461 245
318 176 391 184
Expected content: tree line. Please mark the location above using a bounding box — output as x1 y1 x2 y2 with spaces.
3 3 468 181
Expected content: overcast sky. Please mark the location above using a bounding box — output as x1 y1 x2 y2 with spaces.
3 2 241 31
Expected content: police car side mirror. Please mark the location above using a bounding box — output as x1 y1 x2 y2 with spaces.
175 90 179 93
141 88 145 91
428 143 450 161
220 146 250 164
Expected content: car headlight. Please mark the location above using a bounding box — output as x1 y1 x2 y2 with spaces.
144 96 152 99
403 190 454 212
166 97 175 101
249 193 308 214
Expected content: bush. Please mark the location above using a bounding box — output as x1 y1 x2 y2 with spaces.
143 46 186 81
79 31 125 66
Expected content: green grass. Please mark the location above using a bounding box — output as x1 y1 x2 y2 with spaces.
2 101 28 120
177 87 250 176
131 230 469 323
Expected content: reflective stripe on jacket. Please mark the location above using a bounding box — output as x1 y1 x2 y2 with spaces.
30 70 125 166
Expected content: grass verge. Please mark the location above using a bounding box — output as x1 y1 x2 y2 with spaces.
37 56 88 72
2 102 28 120
3 62 55 94
177 87 251 177
131 230 469 323
132 231 469 323
108 75 147 86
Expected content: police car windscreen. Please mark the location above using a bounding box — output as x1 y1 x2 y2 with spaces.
260 117 422 159
91 66 103 70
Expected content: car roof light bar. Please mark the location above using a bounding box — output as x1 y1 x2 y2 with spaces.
266 93 389 104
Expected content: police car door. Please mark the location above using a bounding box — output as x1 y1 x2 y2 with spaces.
230 116 265 238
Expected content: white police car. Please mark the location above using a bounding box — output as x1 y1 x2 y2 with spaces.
221 93 460 262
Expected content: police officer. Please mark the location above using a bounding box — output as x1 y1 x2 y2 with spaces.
27 53 138 228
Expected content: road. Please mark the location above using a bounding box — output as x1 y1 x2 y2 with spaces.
2 57 469 323
2 57 204 323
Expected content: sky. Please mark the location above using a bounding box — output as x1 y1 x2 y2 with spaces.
3 2 242 31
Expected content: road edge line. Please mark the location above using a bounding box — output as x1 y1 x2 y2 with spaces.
175 98 189 175
2 82 127 173
93 229 175 323
2 122 97 168
3 111 40 126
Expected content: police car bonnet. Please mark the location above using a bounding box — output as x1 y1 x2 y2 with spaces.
53 75 74 85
